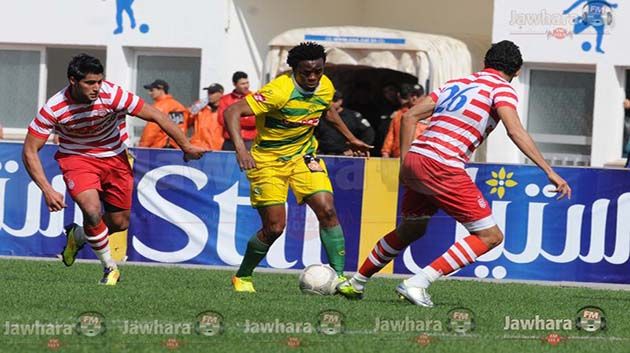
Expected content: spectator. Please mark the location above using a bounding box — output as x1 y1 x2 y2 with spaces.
381 84 427 158
139 79 189 148
316 91 375 156
218 71 256 150
0 123 3 140
189 83 225 150
374 83 401 156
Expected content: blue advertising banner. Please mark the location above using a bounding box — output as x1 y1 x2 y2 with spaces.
2 141 630 285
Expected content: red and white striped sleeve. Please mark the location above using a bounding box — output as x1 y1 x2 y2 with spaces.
27 105 56 139
492 84 518 110
428 87 442 103
106 82 145 116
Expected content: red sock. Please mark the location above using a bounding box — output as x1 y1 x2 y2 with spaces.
357 230 406 279
428 235 489 277
84 220 109 251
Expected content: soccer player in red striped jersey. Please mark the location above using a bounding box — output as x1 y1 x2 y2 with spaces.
22 54 206 285
338 41 572 306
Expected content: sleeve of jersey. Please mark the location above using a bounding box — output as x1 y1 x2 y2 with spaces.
27 106 55 139
493 85 519 110
244 81 286 115
428 88 441 103
109 84 145 116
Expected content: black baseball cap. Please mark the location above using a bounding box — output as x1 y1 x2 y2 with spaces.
203 83 224 94
143 79 169 92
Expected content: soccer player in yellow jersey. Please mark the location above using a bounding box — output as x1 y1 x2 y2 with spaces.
225 42 372 292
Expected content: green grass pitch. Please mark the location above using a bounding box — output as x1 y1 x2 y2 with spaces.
1 258 629 353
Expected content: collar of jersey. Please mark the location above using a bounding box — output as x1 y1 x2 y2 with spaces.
481 68 507 81
291 74 319 96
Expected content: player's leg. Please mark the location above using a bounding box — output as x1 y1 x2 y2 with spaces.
291 156 348 278
339 217 430 299
233 205 286 292
303 192 346 277
233 165 289 292
400 157 501 306
72 189 118 274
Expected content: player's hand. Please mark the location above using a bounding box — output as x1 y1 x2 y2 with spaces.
236 149 256 171
347 138 373 157
43 190 67 212
182 144 207 162
547 171 571 200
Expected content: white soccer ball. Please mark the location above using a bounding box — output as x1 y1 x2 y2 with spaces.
299 264 338 295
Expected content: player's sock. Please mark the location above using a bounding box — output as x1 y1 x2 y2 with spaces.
235 232 270 278
319 225 345 276
407 235 489 288
351 230 405 290
84 220 117 269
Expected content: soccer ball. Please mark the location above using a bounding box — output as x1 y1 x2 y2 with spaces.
298 264 338 295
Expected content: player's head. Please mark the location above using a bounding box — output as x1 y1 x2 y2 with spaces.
409 84 425 105
67 54 104 102
232 71 250 95
203 83 224 105
484 40 523 81
287 42 326 92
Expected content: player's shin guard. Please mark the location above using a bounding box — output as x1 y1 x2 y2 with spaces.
84 220 117 269
320 225 345 276
235 232 270 278
408 235 490 288
351 230 405 289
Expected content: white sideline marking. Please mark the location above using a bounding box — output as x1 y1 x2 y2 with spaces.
2 255 630 291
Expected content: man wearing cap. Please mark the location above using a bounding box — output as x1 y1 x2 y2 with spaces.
315 91 375 155
189 83 225 150
139 79 189 148
218 71 257 150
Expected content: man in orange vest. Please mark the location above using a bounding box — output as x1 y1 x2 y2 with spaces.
381 84 428 158
139 79 189 148
218 71 257 150
189 83 225 150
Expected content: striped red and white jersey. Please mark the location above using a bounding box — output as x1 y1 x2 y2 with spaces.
409 68 518 169
27 81 145 158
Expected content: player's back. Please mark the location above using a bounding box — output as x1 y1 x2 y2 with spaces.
409 68 518 169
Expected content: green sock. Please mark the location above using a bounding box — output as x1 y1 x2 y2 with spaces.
235 233 270 278
320 225 346 276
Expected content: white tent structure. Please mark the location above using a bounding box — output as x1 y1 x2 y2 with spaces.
264 26 472 91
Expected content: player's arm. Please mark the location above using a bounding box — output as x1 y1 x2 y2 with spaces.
135 103 205 161
22 134 66 212
224 99 257 170
325 108 373 156
498 106 571 199
400 96 435 162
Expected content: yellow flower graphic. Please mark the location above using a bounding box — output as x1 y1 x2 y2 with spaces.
486 167 518 199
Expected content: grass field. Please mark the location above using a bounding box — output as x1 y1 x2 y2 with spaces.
1 258 629 353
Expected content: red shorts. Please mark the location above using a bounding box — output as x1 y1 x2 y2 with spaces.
400 152 495 232
56 152 134 210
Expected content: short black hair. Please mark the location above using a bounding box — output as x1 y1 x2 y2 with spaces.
286 42 326 70
484 40 523 77
232 71 248 84
67 53 104 81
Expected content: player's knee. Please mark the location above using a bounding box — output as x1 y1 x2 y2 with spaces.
480 230 504 249
315 205 337 224
108 218 129 232
82 209 102 228
263 222 286 239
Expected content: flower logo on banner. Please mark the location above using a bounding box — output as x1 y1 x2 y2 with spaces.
486 167 518 199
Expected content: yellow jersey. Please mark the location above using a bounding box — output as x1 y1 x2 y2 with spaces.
245 73 335 167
